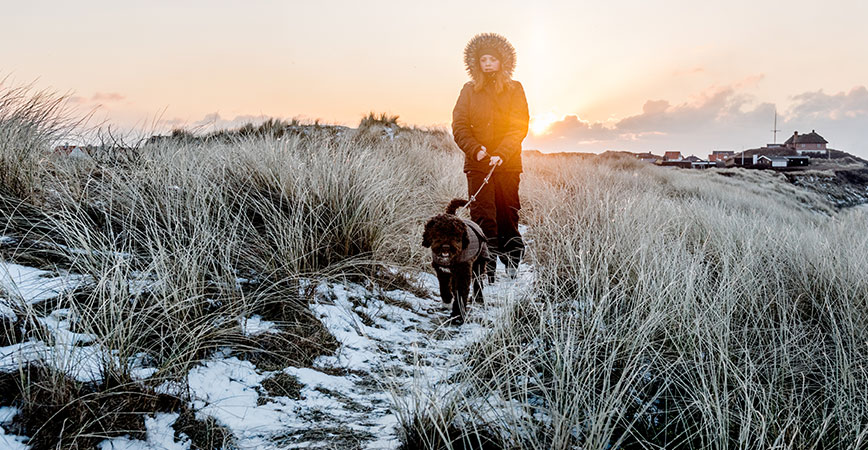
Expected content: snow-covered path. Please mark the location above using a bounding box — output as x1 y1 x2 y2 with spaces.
1 251 533 449
177 265 534 449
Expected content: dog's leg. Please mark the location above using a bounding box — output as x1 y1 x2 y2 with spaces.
434 266 453 304
450 263 472 324
471 259 485 305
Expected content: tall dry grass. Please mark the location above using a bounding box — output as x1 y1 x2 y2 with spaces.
1 89 465 446
399 153 868 449
0 81 86 202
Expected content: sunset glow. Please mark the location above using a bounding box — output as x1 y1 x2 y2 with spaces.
530 113 559 136
2 1 868 157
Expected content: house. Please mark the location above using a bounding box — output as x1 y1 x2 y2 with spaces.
53 144 92 159
663 151 682 161
691 161 716 169
755 155 788 168
784 130 828 155
683 155 702 163
753 154 811 168
726 152 754 167
784 155 810 167
659 160 693 168
708 150 734 162
633 152 662 163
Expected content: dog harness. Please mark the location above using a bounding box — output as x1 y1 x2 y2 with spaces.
457 219 490 264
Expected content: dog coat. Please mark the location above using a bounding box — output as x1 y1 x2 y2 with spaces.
457 219 490 264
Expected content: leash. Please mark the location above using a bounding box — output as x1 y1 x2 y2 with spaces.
456 163 497 213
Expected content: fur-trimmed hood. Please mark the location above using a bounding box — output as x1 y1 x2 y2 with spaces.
463 33 516 87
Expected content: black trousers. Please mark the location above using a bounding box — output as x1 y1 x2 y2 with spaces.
466 170 524 268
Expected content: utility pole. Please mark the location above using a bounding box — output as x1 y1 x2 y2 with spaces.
771 108 781 145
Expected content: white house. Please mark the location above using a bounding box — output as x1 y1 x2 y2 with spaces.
784 130 828 155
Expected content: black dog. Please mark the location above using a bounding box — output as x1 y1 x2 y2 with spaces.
422 199 490 324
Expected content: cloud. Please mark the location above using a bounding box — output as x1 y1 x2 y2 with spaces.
156 117 185 129
671 66 706 77
91 92 125 102
540 115 619 144
786 86 868 121
155 112 327 135
526 81 868 159
781 87 868 154
191 112 274 131
66 92 125 104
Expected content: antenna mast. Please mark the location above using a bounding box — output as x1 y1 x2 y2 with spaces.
771 108 781 144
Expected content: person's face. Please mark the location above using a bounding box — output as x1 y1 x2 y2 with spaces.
480 54 501 73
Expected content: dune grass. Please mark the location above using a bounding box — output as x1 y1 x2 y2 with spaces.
0 86 463 447
4 83 868 448
399 153 868 449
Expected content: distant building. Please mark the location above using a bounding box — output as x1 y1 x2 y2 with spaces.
663 151 682 161
633 152 662 163
691 161 716 169
659 161 693 168
708 150 734 162
753 154 811 168
53 144 92 159
755 155 788 168
683 155 702 163
784 130 828 155
784 155 810 167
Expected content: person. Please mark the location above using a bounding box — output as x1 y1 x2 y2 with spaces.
452 33 529 279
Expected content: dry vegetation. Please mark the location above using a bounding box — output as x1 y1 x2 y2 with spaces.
2 84 868 449
401 153 868 449
0 84 462 447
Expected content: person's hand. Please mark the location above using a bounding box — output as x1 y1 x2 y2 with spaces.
476 146 488 161
489 156 503 166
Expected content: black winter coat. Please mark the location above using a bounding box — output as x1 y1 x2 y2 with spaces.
452 79 529 173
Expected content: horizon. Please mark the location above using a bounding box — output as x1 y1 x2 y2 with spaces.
3 0 868 158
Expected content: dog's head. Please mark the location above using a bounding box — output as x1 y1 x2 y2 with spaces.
422 214 469 266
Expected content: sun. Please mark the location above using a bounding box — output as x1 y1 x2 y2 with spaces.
530 112 558 135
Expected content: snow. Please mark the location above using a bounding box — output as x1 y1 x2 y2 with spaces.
0 236 14 245
187 357 284 437
0 303 14 320
0 336 158 384
99 413 191 450
0 308 104 382
1 262 83 318
0 307 160 383
128 353 159 380
0 407 19 423
0 407 29 450
239 315 279 336
1 248 536 449
0 428 29 450
180 262 534 448
0 338 105 383
38 308 95 346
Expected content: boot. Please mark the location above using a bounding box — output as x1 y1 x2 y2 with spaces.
485 239 500 283
486 256 496 284
504 241 523 279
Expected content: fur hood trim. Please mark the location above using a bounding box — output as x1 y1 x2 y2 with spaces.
463 33 516 85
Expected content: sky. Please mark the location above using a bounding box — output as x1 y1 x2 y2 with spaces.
3 0 868 158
